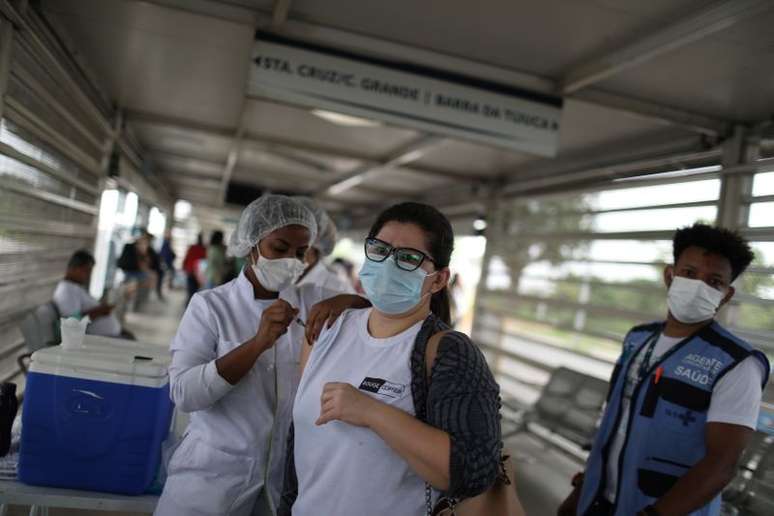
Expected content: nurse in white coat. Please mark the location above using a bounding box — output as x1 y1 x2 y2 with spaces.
155 195 367 516
294 197 355 294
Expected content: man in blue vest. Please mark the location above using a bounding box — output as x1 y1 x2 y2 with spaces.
558 223 770 516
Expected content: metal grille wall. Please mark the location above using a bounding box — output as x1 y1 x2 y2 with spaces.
0 10 112 388
473 158 774 407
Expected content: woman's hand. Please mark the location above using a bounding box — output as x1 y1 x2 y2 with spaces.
316 382 378 428
252 299 298 353
306 294 370 343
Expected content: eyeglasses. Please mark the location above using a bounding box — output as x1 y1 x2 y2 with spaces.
364 237 436 272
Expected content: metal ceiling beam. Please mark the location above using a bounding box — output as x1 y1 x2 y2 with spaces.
126 109 476 182
160 165 223 183
270 10 730 135
324 135 444 196
218 101 248 206
271 0 292 30
571 89 726 137
148 147 227 168
122 1 729 135
0 19 13 120
419 132 718 209
136 0 263 26
167 173 222 190
153 143 429 199
562 0 773 94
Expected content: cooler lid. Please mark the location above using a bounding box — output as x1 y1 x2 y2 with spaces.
30 343 169 381
80 334 171 363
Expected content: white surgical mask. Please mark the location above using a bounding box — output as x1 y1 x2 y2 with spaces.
667 276 725 324
251 251 306 292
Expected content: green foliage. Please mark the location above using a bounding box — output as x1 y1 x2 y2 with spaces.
496 195 592 288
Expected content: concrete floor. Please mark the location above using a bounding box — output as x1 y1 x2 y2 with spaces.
508 432 582 516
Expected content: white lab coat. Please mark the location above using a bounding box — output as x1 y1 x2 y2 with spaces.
296 261 355 294
155 271 334 516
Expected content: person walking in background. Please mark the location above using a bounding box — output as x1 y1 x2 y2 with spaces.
449 273 466 328
206 230 228 289
159 230 176 294
117 230 161 309
182 233 206 304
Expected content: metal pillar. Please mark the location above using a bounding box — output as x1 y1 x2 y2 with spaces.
716 126 761 327
470 192 507 379
0 18 13 121
717 125 758 230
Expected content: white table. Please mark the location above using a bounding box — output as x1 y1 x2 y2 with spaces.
0 480 158 515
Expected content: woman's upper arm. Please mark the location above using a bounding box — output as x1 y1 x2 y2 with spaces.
299 338 313 374
171 295 218 353
168 294 236 411
169 295 220 382
427 332 502 499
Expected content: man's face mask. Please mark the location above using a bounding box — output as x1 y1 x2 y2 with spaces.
667 275 726 324
251 249 305 292
358 257 436 315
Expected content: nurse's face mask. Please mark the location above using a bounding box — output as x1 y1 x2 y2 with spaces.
251 247 306 292
358 237 437 315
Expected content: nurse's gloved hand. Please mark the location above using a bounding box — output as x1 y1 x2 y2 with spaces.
315 382 376 428
253 299 299 352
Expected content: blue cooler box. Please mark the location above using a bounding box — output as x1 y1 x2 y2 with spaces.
18 336 173 495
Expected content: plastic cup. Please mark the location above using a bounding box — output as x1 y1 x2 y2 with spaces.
60 318 88 350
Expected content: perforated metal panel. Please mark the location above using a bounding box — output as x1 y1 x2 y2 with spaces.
0 12 110 387
474 161 774 408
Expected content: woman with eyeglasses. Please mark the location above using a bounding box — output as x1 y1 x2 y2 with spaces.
280 202 503 516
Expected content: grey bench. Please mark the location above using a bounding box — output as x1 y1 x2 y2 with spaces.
504 367 609 457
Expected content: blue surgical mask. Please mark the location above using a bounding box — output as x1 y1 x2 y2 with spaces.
358 257 435 314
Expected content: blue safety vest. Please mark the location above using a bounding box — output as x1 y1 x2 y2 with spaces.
578 320 770 516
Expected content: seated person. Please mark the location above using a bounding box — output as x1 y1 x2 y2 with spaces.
53 250 133 339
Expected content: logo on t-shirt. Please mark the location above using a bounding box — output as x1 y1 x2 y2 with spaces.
358 377 407 399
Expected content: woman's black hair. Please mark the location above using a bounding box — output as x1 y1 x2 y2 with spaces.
210 230 224 246
368 202 454 325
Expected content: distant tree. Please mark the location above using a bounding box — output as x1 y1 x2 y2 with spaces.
493 195 592 291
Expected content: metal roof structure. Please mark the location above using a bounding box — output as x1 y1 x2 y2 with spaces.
39 0 774 229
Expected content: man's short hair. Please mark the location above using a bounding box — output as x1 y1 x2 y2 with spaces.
672 223 754 280
67 249 95 269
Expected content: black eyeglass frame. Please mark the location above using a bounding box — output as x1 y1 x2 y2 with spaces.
364 237 437 272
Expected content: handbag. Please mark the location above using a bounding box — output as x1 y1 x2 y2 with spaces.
423 331 526 516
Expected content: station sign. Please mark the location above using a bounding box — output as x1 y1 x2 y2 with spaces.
247 32 563 157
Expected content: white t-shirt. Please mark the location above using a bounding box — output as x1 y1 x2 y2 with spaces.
52 280 122 337
604 333 765 502
292 308 427 516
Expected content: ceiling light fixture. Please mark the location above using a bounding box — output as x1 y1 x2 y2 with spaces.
328 175 366 196
311 109 382 127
